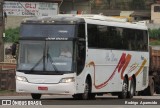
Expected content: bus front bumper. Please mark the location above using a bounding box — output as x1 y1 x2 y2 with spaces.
16 80 76 95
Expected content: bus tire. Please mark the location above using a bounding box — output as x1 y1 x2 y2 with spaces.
74 78 95 100
134 91 139 96
156 86 160 94
127 78 135 99
118 78 128 99
72 94 82 100
31 93 41 99
81 79 90 100
89 93 96 100
146 78 154 96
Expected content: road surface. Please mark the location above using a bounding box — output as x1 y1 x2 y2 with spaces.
0 94 160 108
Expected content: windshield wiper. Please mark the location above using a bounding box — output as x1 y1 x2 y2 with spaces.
30 41 46 71
30 56 43 71
47 47 59 72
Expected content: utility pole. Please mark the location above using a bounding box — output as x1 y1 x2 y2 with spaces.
0 0 4 62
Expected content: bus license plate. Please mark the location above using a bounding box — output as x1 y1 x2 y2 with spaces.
38 86 48 90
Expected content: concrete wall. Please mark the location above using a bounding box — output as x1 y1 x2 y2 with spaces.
74 1 91 14
151 46 160 50
5 16 28 29
4 42 16 63
120 11 134 16
61 1 91 14
147 23 160 29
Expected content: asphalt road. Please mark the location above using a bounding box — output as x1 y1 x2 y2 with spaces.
0 94 160 108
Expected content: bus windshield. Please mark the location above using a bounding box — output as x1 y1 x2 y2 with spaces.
17 40 74 74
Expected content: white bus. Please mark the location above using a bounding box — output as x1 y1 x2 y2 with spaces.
15 14 149 99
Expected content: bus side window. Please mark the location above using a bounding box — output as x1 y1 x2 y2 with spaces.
77 23 85 38
77 42 85 75
77 24 86 75
87 24 98 48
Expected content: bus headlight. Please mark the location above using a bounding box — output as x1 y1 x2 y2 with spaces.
59 77 75 83
16 76 28 82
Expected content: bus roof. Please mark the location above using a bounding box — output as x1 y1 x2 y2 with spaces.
75 14 148 30
22 15 85 24
22 14 148 30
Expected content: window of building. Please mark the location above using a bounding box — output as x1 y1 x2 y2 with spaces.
154 6 160 12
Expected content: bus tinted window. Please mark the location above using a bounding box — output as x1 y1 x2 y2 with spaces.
87 24 98 47
98 26 123 49
87 24 148 51
20 24 76 38
123 29 148 51
77 24 86 75
77 24 85 39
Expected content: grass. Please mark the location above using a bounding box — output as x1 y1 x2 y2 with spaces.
0 90 15 95
0 90 29 96
150 40 160 45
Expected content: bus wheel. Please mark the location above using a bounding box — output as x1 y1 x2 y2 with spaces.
127 78 135 99
89 93 96 100
156 86 160 94
118 78 128 99
134 91 139 96
81 79 90 100
31 93 41 99
146 78 155 96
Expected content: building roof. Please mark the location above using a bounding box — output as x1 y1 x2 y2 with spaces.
5 0 89 2
91 10 121 16
130 11 151 17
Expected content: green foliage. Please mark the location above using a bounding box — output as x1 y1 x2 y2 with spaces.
150 40 160 45
4 27 20 42
149 28 160 39
130 0 145 10
149 28 160 45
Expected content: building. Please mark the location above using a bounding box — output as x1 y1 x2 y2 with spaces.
4 0 91 29
151 3 160 23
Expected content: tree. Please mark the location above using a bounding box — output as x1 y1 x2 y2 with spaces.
3 27 20 42
0 0 4 62
106 0 111 9
130 0 146 10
